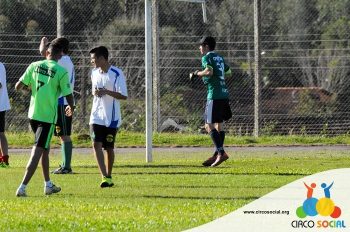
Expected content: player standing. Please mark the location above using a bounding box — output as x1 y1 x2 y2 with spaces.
0 62 10 167
89 46 128 187
40 37 75 174
15 43 74 197
190 36 232 167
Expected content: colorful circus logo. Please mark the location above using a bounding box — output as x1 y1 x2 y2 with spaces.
296 181 342 219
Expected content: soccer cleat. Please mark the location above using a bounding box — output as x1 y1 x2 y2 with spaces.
45 184 61 195
16 188 27 197
211 152 229 167
0 162 9 168
100 176 114 188
52 166 73 174
202 153 218 167
0 155 9 166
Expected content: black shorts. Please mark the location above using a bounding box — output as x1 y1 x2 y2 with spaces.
55 105 72 136
0 111 5 132
30 119 55 149
204 99 232 124
90 124 117 149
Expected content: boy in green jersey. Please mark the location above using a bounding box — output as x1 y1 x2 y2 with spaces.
14 43 75 197
190 36 232 167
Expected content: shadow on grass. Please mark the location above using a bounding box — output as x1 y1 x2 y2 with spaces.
74 171 306 176
52 193 260 201
77 164 204 169
145 185 277 189
142 195 260 201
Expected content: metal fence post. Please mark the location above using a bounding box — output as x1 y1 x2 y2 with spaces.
145 0 153 162
57 0 64 37
152 0 160 132
254 0 261 137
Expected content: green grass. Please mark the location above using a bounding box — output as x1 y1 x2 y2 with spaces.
1 149 350 231
6 131 350 148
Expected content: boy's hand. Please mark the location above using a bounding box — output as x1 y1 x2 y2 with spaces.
189 70 199 81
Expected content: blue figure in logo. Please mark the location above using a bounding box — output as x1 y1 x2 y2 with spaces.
321 181 334 198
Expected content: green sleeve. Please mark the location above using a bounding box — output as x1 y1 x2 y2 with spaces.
202 55 212 70
59 71 72 97
224 61 231 76
20 64 34 86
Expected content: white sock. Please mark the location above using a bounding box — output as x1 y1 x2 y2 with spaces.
19 184 27 190
45 180 53 187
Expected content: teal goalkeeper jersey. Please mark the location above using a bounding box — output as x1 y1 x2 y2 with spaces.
201 51 231 100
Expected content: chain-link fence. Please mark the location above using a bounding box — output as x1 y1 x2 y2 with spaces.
1 0 350 136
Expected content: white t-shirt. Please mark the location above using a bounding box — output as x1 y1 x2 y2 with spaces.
58 55 75 105
89 65 128 128
0 63 10 112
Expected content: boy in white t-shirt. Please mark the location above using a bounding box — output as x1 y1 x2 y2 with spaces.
89 46 128 188
0 62 10 167
40 37 75 174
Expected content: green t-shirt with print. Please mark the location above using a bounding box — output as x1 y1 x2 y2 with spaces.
201 51 231 100
20 60 72 123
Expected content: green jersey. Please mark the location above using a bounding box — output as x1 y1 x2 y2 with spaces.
201 51 231 100
20 60 72 123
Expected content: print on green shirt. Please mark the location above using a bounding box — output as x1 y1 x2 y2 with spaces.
201 51 230 100
20 60 72 123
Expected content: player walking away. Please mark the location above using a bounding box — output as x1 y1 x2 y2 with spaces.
0 62 10 167
39 37 75 174
15 43 74 197
89 46 128 188
189 36 232 167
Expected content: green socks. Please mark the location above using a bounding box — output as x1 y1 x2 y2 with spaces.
62 141 73 169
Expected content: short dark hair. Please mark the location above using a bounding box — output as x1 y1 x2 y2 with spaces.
47 43 63 57
89 46 109 60
51 37 69 54
200 36 216 50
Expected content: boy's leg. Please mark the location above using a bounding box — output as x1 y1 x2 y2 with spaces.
216 123 226 149
41 147 50 182
101 127 117 187
93 142 108 177
61 111 73 170
41 147 61 195
0 111 8 165
18 120 55 187
90 124 112 188
0 132 8 165
207 124 224 154
202 123 224 166
53 107 73 173
16 146 44 197
211 123 229 167
105 148 115 177
0 133 8 156
61 136 73 169
211 123 225 156
21 146 45 185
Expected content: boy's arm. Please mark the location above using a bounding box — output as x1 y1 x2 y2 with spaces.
63 93 75 117
39 37 49 57
189 67 213 81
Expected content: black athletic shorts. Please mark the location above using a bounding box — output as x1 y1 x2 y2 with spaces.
90 124 117 149
55 105 73 136
204 99 232 124
0 111 5 132
29 119 55 149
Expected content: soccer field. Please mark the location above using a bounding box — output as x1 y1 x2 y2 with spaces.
1 148 350 231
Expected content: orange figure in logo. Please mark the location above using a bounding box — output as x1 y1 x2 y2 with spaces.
304 182 316 198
